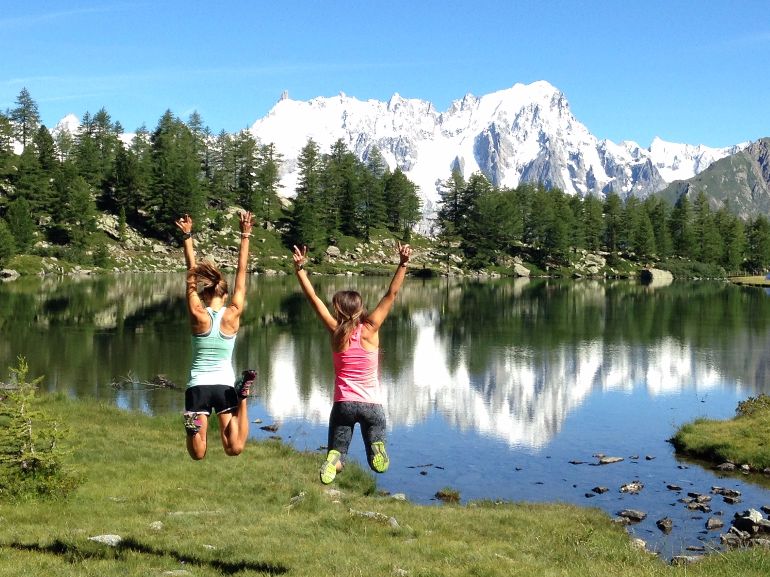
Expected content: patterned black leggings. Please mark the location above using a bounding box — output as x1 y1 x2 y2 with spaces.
327 401 386 470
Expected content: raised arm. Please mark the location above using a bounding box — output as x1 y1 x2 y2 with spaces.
366 241 411 330
228 211 253 313
174 214 208 328
292 245 337 333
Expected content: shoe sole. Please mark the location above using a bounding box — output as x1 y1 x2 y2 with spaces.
320 450 341 484
370 442 389 473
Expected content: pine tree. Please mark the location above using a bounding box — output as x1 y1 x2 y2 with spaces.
383 168 421 239
460 172 494 255
9 88 40 150
693 191 721 264
527 185 555 249
715 204 746 272
436 168 466 238
233 130 259 212
290 139 324 248
255 143 282 226
13 146 50 213
568 194 586 249
149 111 204 236
746 215 770 272
0 357 76 498
127 127 153 225
62 176 97 249
582 194 604 251
603 193 622 254
670 193 696 259
208 131 237 208
322 139 358 239
619 196 642 253
634 208 656 259
360 147 388 240
646 197 672 259
6 198 35 253
544 189 572 262
74 111 101 188
0 218 16 265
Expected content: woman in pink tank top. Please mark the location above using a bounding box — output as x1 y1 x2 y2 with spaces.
292 241 411 484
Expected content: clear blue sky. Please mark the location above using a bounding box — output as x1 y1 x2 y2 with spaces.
1 0 768 148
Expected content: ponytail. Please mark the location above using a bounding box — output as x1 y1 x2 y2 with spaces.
331 291 366 351
194 260 228 302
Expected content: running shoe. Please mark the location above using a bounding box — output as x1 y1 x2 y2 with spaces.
183 412 202 435
235 369 257 398
370 441 389 473
320 450 341 484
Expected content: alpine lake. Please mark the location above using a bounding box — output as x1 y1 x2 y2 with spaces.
3 271 770 559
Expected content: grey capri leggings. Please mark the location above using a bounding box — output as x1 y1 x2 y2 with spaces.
327 401 387 465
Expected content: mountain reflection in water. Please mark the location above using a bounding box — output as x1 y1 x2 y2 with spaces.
2 273 770 558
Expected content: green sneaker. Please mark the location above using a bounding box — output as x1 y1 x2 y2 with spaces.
320 450 341 484
370 441 389 473
183 412 202 435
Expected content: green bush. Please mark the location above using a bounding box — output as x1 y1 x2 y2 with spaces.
0 357 79 500
736 394 770 418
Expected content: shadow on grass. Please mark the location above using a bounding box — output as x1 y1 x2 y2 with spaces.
6 537 288 575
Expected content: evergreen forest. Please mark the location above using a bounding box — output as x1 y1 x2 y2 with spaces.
1 88 769 276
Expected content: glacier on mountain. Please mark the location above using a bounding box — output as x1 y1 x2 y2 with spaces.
249 81 745 210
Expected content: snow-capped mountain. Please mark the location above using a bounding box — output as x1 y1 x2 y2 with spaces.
249 81 745 211
50 81 746 213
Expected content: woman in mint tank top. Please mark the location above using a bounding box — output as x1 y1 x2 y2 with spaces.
292 241 412 484
175 211 256 460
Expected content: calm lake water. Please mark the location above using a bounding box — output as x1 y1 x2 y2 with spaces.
3 272 770 558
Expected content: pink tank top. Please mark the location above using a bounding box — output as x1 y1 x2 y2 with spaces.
332 324 381 404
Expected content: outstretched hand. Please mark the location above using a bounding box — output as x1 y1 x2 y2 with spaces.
397 241 411 265
239 211 254 235
175 214 193 234
292 245 308 270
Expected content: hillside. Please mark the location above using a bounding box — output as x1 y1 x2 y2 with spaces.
658 138 770 218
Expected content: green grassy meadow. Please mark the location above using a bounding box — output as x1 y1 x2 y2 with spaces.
2 397 770 576
671 396 770 471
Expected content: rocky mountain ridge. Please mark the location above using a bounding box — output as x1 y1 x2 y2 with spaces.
248 81 744 211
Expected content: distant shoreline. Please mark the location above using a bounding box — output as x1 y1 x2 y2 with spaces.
728 276 770 287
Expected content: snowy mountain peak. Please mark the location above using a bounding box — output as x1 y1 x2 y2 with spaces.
52 113 80 137
248 81 746 209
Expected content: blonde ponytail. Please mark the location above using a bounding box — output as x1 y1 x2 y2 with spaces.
194 260 228 302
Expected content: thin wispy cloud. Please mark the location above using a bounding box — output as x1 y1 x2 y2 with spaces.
0 2 145 29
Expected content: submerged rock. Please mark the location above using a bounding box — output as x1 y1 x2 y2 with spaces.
618 509 647 523
620 481 644 494
656 517 673 533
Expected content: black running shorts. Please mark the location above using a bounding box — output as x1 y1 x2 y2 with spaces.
185 385 239 415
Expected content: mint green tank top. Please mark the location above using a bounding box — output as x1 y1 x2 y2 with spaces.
187 307 237 388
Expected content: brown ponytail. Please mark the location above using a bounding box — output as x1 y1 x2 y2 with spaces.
331 290 366 351
194 260 228 303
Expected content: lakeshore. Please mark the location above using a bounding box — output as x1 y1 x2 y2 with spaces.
3 396 770 576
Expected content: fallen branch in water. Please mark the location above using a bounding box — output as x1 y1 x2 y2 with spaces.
110 372 179 390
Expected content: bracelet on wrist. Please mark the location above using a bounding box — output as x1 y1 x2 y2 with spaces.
182 232 193 241
296 263 304 271
240 233 252 238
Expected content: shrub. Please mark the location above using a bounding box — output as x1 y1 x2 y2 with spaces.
736 394 770 418
0 357 79 500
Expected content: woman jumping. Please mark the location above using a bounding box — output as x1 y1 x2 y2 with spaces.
175 211 256 460
292 241 412 483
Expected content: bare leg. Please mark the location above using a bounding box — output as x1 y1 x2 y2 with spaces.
219 397 249 456
186 413 209 460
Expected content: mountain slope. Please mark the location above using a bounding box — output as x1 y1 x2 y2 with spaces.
658 138 770 219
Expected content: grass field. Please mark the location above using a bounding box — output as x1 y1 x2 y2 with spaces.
2 396 770 576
